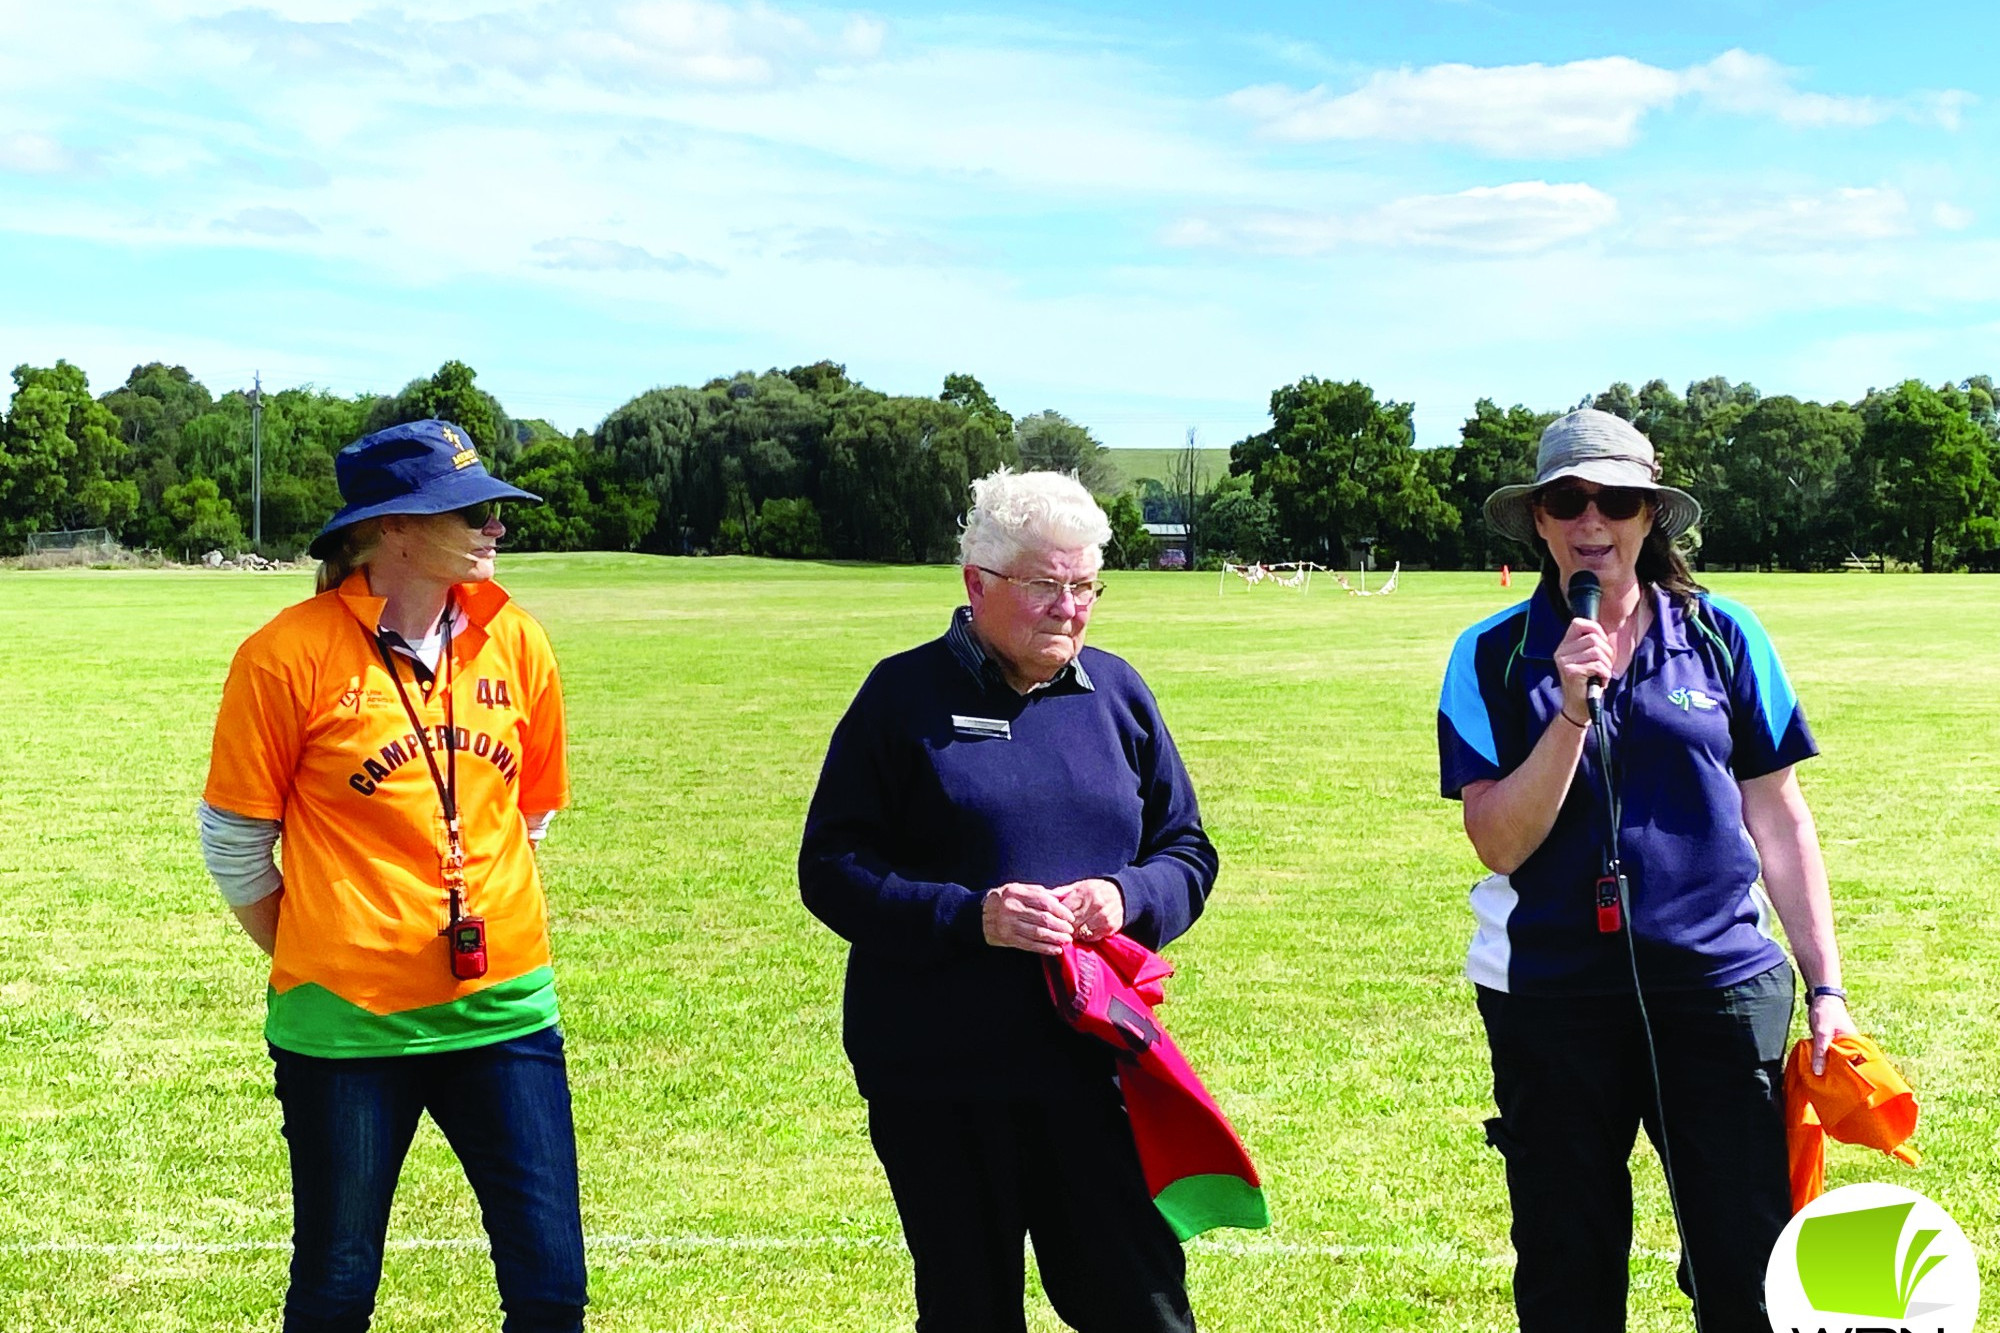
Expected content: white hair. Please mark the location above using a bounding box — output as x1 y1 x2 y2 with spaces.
958 467 1111 569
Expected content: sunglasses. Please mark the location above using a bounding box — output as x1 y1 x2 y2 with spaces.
454 500 502 528
1536 485 1648 522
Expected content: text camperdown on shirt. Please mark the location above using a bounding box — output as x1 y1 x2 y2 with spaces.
205 573 569 1057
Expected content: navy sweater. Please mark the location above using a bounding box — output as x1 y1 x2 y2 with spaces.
799 629 1218 1100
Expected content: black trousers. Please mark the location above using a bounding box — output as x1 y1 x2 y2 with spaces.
1476 961 1795 1333
867 1083 1196 1333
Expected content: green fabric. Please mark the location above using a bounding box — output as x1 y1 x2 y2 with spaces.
1153 1173 1271 1241
265 967 558 1057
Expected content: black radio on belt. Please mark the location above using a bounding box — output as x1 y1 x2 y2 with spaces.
1595 871 1625 934
448 914 489 980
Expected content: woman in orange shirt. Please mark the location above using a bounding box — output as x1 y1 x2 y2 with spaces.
198 419 584 1333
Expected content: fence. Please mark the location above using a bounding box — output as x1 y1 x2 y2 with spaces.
26 528 115 556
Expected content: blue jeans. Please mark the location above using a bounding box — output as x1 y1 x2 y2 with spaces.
269 1024 588 1333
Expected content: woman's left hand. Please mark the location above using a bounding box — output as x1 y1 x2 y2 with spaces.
1057 878 1125 942
1808 993 1860 1075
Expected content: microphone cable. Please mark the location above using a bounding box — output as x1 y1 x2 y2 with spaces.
1586 681 1706 1333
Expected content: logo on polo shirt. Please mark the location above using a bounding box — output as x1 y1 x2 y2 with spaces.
1668 686 1721 712
1764 1183 1979 1332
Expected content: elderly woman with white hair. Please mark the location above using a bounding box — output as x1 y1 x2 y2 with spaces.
800 468 1219 1333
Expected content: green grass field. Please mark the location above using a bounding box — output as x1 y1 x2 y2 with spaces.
2 558 1996 1332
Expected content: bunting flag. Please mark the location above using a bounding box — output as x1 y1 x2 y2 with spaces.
1785 1032 1920 1214
1046 934 1270 1240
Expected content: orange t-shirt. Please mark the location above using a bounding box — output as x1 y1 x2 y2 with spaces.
205 572 569 1057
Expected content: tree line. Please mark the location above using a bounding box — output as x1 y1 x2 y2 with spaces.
1161 374 1999 573
3 357 1995 571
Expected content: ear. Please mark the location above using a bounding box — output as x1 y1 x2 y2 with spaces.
962 563 985 607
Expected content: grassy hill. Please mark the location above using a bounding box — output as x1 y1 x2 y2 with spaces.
1103 446 1233 489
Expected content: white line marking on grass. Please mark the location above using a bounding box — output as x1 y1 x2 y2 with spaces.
3 1233 1681 1268
3 1235 891 1258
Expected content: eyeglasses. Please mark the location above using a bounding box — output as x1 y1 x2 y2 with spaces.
975 566 1106 607
1536 485 1648 522
454 500 502 528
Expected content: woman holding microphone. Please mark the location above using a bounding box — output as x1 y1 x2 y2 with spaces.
1436 409 1856 1333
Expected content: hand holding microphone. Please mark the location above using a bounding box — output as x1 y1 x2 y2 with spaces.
1555 570 1613 727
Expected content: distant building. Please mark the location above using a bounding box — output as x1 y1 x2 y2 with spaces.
1144 522 1190 568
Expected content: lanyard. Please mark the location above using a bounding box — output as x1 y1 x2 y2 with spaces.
372 603 467 921
1586 677 1628 934
1590 693 1624 868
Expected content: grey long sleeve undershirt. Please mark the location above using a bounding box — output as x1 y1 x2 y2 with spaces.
196 800 284 906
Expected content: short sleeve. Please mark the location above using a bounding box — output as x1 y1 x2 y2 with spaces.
516 624 569 814
1438 616 1513 799
1705 595 1818 781
203 644 305 821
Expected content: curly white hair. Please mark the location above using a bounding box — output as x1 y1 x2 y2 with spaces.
957 467 1111 570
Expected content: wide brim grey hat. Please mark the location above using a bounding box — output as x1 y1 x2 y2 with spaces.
1484 408 1701 546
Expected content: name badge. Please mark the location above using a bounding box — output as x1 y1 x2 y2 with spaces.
952 714 1011 740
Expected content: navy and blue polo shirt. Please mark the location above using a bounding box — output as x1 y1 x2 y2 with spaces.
1437 581 1817 996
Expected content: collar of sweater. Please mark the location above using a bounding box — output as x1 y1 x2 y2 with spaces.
944 606 1094 697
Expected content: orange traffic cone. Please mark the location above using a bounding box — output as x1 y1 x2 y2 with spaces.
1500 565 1511 587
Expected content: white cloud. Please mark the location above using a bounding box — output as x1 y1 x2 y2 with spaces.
760 226 965 267
212 205 320 236
1229 58 1680 156
1643 187 1914 250
1 4 1992 450
1167 181 1618 256
1230 49 1973 157
530 236 716 272
0 132 75 174
1682 50 1888 127
1934 202 1975 231
567 0 884 87
120 3 1259 200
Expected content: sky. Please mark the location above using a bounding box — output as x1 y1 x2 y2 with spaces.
2 0 1995 448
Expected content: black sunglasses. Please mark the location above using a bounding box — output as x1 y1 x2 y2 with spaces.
1536 485 1647 522
454 500 502 528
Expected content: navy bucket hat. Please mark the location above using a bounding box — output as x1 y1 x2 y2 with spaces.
309 419 540 559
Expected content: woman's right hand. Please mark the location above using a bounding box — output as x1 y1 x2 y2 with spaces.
1553 617 1613 722
983 883 1076 955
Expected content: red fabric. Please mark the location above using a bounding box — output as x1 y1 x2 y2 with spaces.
1045 934 1265 1236
1784 1032 1920 1213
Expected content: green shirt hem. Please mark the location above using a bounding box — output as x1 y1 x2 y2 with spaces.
264 967 559 1058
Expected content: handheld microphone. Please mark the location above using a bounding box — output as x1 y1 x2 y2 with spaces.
1566 570 1605 715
